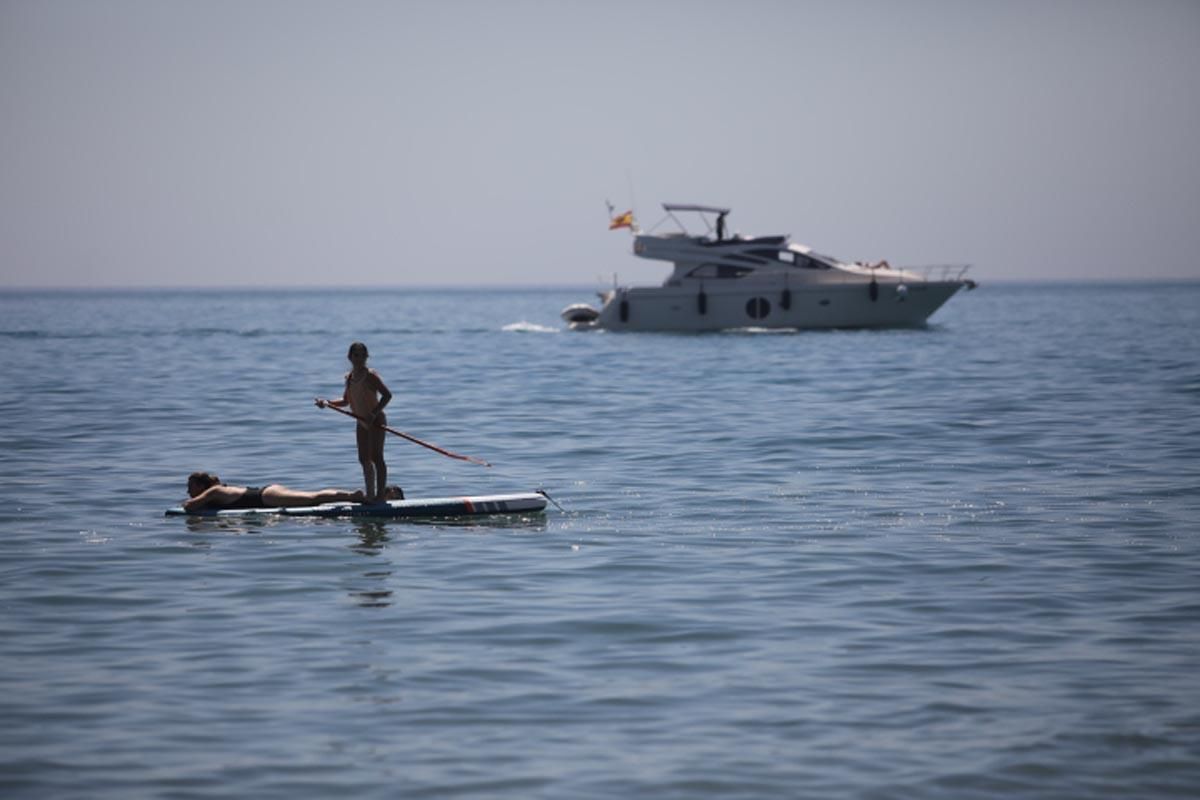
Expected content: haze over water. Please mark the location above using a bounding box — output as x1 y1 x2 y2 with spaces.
3 1 1199 289
1 284 1198 798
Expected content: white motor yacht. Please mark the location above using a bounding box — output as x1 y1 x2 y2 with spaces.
562 203 975 331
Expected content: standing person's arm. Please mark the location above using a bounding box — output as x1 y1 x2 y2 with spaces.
315 380 350 409
368 371 392 426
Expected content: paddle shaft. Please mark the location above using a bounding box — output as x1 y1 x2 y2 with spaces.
321 402 491 467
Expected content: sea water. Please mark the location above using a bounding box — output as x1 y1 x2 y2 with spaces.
0 284 1197 799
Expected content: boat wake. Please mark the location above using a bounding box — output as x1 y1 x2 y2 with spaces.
502 321 560 334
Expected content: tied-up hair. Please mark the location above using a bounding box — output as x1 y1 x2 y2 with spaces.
348 341 369 359
188 471 220 491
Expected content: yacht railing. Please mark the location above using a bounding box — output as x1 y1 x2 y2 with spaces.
831 264 973 283
911 264 972 282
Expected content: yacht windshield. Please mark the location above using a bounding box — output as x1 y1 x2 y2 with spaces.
791 253 830 270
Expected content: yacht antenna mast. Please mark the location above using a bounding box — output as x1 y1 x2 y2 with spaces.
625 169 638 230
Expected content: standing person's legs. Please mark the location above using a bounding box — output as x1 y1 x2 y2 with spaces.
356 425 376 501
368 426 387 502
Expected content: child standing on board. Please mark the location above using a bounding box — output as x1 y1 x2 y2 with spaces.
315 342 393 503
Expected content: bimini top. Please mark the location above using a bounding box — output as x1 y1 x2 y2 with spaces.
662 203 731 215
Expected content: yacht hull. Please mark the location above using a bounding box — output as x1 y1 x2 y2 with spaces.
585 281 964 332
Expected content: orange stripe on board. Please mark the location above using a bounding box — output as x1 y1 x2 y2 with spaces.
462 498 475 513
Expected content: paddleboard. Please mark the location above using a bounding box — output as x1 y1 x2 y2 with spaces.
165 492 548 519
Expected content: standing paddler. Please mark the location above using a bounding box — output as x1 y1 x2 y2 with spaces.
315 341 393 503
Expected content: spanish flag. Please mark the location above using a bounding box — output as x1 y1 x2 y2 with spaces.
609 210 634 230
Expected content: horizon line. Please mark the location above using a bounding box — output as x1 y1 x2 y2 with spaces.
3 276 1200 292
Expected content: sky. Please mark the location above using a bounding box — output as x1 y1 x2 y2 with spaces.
1 0 1198 287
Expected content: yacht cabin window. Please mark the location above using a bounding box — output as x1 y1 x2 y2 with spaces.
750 248 791 263
748 247 825 268
687 264 753 279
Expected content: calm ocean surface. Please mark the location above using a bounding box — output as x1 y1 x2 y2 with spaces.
1 283 1198 799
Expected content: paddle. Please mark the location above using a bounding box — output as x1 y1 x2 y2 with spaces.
317 401 492 467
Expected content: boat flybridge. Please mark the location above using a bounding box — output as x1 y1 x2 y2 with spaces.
561 203 975 331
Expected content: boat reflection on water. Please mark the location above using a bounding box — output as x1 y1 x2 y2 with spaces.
563 203 976 332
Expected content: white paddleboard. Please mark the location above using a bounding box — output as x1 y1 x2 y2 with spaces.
166 492 548 519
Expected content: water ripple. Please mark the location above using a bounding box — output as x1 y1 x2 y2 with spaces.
1 286 1198 798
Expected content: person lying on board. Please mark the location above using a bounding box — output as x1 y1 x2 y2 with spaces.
183 472 402 512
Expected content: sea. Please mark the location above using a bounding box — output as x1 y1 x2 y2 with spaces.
1 283 1197 799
